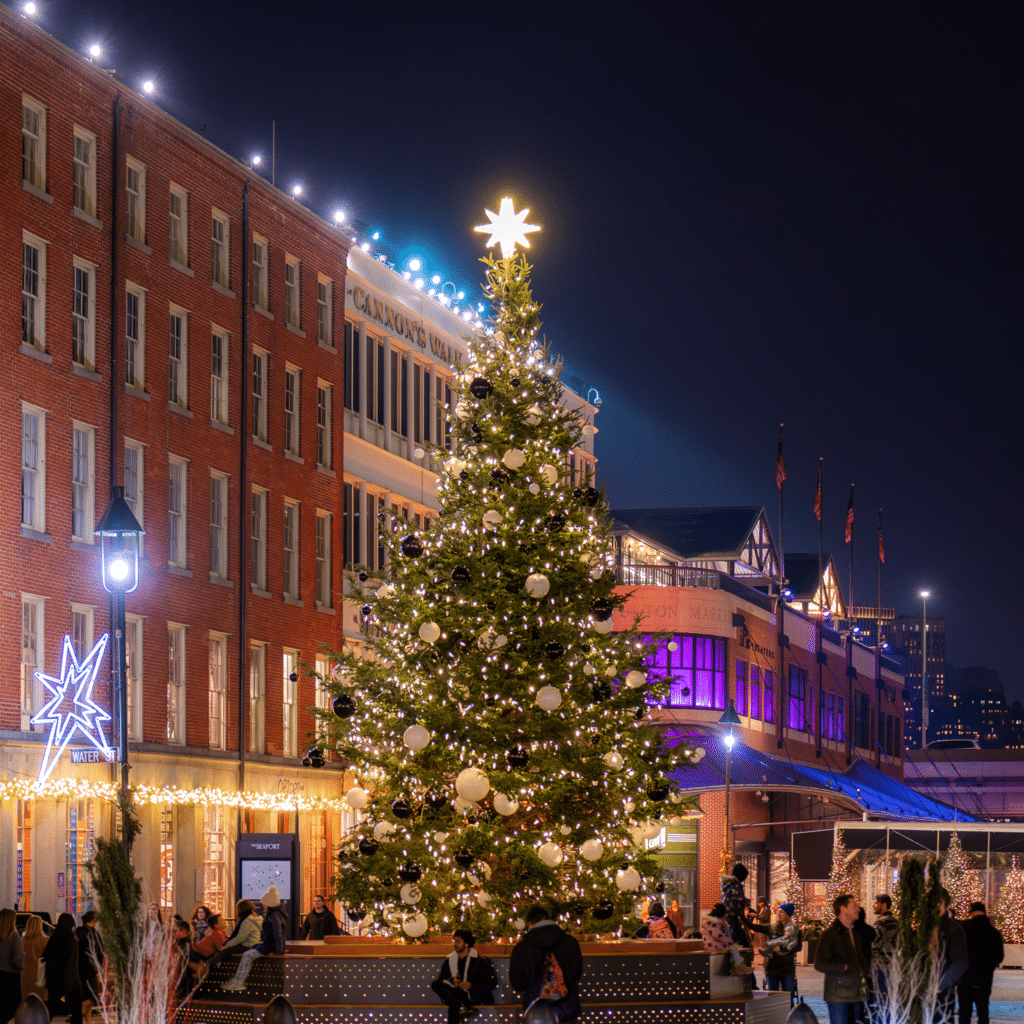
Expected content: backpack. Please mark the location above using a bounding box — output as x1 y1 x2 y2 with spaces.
537 952 568 1002
647 917 674 940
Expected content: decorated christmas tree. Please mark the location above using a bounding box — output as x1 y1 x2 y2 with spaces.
994 856 1024 942
316 202 691 940
825 830 861 909
780 865 808 927
941 832 984 920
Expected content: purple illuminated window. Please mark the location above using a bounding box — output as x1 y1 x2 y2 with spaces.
788 665 807 730
641 634 727 711
735 661 747 715
836 695 846 741
750 666 760 719
763 670 774 723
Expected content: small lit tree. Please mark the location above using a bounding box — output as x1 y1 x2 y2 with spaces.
941 832 984 920
780 865 808 927
825 830 860 908
994 856 1024 943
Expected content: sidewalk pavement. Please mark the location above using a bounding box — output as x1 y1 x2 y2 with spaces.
788 966 1024 1022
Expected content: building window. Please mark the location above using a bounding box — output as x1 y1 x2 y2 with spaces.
72 259 96 370
21 595 45 730
854 690 871 749
21 404 46 533
735 661 747 716
16 801 32 911
22 96 46 190
22 234 46 350
836 694 846 741
344 322 361 413
316 511 332 609
251 349 268 442
343 482 361 569
169 185 188 265
167 624 186 744
283 649 299 757
209 471 228 579
125 614 143 741
125 284 146 389
168 307 188 408
211 211 230 288
252 236 268 311
124 440 145 550
249 643 266 753
315 654 332 714
763 670 775 724
285 256 301 329
285 366 300 456
168 456 188 568
642 634 727 710
788 665 808 731
71 605 94 661
125 157 146 244
209 633 227 750
251 486 268 591
283 500 299 599
73 127 97 217
202 805 227 910
71 423 96 543
749 665 761 719
317 277 333 346
159 806 174 911
211 329 228 424
317 382 332 469
66 799 96 919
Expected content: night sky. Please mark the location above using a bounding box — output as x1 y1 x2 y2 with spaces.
27 1 1023 698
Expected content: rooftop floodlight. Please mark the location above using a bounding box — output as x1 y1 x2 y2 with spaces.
88 43 101 59
408 258 422 272
142 80 154 94
23 2 37 15
432 274 441 285
250 154 261 168
334 210 346 225
292 184 302 197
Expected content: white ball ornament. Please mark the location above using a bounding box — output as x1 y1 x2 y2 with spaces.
627 825 645 845
604 666 618 678
525 404 543 425
625 670 647 689
583 663 596 676
374 821 397 841
345 787 369 810
477 891 494 909
525 573 550 597
539 464 558 486
494 331 506 344
377 583 397 599
536 686 562 711
669 791 684 805
413 447 425 459
455 768 491 802
418 621 441 643
590 567 603 580
641 820 662 840
433 831 448 843
468 863 492 885
593 618 614 634
695 747 707 761
403 913 428 937
580 839 604 861
482 509 503 528
538 842 564 867
453 796 477 815
667 642 678 652
513 918 526 931
502 448 526 470
529 483 540 494
602 751 624 771
623 800 635 813
403 725 430 751
479 629 507 651
669 816 683 826
400 883 422 904
455 401 471 421
493 793 520 816
446 457 466 477
615 867 641 892
559 825 572 836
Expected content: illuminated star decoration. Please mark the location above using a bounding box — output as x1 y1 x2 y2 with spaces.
32 633 112 787
474 197 540 259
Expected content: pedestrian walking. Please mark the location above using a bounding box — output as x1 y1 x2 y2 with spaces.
509 905 583 1024
936 888 968 1024
956 901 1003 1024
759 903 801 1001
76 910 104 1024
0 909 25 1024
20 915 47 1002
666 899 686 937
430 929 498 1024
42 912 82 1024
814 894 870 1024
871 895 898 1002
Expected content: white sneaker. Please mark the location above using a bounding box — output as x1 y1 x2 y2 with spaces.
221 980 246 991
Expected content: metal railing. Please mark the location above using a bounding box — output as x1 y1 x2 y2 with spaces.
614 563 720 589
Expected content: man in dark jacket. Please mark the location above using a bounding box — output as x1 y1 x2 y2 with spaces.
76 910 104 1024
814 894 870 1024
936 888 969 1024
509 905 583 1023
957 901 1003 1024
299 894 342 940
222 885 288 991
871 895 898 1002
431 929 498 1024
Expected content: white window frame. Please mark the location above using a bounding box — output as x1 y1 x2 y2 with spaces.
169 184 188 266
317 381 333 470
124 439 145 554
316 510 332 609
251 486 268 591
71 421 96 544
21 402 47 534
22 95 46 191
283 649 299 758
211 211 230 288
252 235 269 311
168 456 188 569
315 654 332 714
22 232 46 351
283 499 299 600
21 594 46 730
126 157 146 244
249 643 266 754
209 470 228 580
71 604 94 661
285 255 300 328
251 347 268 442
167 623 186 745
211 328 229 425
168 305 189 409
125 283 146 389
317 276 333 347
209 632 227 751
72 258 96 371
73 126 97 217
125 614 143 741
284 365 301 456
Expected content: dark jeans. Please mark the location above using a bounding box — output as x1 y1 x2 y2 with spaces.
766 974 796 1005
957 982 992 1024
431 980 473 1024
825 1001 865 1024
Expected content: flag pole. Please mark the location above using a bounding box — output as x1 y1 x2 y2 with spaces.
776 424 786 748
816 458 823 615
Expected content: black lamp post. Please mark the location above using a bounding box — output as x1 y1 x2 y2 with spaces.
95 485 144 856
719 700 742 872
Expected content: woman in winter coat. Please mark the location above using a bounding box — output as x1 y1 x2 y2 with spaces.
0 909 25 1024
205 901 262 969
220 886 288 991
757 903 801 1001
42 912 82 1024
190 905 213 943
20 915 47 1001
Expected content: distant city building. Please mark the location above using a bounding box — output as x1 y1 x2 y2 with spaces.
932 667 1010 748
887 615 946 748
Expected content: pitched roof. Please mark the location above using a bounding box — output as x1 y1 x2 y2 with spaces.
785 552 834 601
612 507 767 560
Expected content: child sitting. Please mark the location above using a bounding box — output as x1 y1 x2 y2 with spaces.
701 903 754 976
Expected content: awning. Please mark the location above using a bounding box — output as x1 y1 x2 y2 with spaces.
666 734 976 823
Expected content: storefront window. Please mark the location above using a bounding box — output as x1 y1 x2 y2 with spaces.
17 800 31 910
160 805 174 913
66 798 96 918
203 804 228 913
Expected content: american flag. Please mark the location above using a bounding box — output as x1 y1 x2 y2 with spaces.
878 508 885 564
814 459 822 522
776 424 786 490
845 485 854 544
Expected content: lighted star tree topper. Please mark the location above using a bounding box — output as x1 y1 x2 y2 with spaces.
32 633 113 786
474 197 540 259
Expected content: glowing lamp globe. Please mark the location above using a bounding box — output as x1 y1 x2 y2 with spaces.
625 670 647 689
403 725 430 751
455 768 490 802
538 842 563 867
525 573 550 598
418 621 441 643
108 555 131 582
403 913 428 937
615 867 641 892
579 839 604 861
536 686 562 711
345 787 369 810
493 793 520 816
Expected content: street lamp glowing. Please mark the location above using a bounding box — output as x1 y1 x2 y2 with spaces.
88 43 101 59
23 2 37 15
919 589 930 599
108 554 131 582
292 184 302 198
475 197 540 259
142 80 154 94
251 154 261 168
724 732 735 749
334 210 346 225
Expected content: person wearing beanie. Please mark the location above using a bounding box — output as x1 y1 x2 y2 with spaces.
633 903 678 939
753 903 801 1003
221 885 288 991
